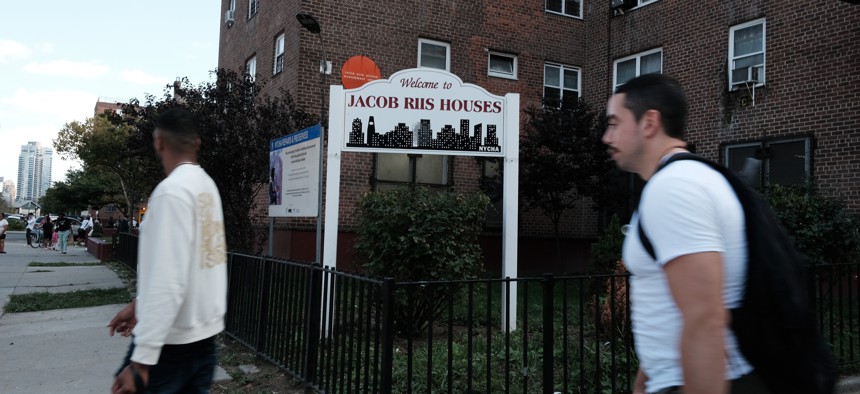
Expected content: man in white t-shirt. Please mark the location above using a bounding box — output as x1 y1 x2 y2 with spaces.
603 74 765 394
26 213 37 246
0 213 8 253
108 108 227 393
78 216 93 246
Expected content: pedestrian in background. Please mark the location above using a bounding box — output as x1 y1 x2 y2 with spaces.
41 215 54 250
25 213 36 246
0 213 8 254
56 213 71 254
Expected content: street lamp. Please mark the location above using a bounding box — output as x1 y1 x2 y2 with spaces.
296 12 327 266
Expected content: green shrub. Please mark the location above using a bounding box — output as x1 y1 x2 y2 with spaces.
355 187 489 336
92 221 104 237
767 184 860 265
8 219 26 231
590 214 624 276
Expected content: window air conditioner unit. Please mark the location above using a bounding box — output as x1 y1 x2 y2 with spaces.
224 10 235 27
611 0 638 10
732 65 764 86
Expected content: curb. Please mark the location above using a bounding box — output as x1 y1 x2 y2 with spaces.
839 375 860 394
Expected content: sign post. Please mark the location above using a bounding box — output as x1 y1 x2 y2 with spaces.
325 68 519 330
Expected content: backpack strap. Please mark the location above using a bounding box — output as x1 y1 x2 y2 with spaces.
637 216 657 261
636 152 716 262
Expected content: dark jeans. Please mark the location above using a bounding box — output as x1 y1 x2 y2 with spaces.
117 336 218 393
653 372 770 394
26 228 32 245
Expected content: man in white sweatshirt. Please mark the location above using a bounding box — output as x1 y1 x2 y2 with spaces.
108 107 227 393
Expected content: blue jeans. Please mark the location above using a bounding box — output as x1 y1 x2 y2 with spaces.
58 230 70 252
117 336 218 393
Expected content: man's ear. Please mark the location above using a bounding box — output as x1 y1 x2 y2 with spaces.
639 109 662 138
193 137 201 151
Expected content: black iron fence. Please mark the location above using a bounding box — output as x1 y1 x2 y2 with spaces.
113 234 859 393
114 232 139 273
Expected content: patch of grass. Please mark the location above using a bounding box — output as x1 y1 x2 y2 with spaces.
105 260 137 297
28 262 103 267
4 288 132 313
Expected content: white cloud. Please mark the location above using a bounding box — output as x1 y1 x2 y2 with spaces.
0 39 32 64
0 88 98 123
23 60 110 79
119 69 167 85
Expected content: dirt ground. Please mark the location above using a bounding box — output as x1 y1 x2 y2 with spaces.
212 335 306 394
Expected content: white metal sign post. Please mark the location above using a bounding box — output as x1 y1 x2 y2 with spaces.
325 68 520 330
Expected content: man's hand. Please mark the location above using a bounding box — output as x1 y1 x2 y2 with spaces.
108 301 137 337
112 363 149 394
633 367 649 394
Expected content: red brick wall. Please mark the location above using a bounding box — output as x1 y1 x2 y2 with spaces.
606 0 859 209
221 0 859 266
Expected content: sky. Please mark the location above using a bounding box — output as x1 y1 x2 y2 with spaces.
0 1 220 188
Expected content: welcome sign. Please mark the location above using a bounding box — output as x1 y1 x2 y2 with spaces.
339 68 506 157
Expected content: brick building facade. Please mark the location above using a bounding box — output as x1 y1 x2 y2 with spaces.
219 0 859 273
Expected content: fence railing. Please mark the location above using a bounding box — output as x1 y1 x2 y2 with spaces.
114 234 859 393
114 232 138 273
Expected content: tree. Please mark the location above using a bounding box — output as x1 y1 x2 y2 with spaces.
54 114 160 218
520 97 613 269
118 69 316 252
40 168 124 215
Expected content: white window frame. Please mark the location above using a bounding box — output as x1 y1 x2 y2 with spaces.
728 18 766 91
273 34 285 75
245 55 257 82
417 39 451 72
545 0 583 19
229 0 236 11
613 47 663 91
544 62 582 104
488 52 517 80
248 0 259 19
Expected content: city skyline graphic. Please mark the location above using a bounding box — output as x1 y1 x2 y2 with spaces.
346 117 501 153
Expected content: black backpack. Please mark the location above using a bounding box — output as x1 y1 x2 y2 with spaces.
637 153 837 394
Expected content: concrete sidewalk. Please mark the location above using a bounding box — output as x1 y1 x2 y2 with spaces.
0 236 131 392
0 234 231 393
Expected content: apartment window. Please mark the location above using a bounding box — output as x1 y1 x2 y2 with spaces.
544 63 581 106
273 34 285 75
724 137 811 189
245 56 257 81
729 18 766 90
488 52 517 79
229 0 236 11
613 48 662 90
248 0 259 19
546 0 582 18
418 39 450 71
375 153 449 189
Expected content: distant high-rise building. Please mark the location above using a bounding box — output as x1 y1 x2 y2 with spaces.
1 177 16 205
16 142 52 202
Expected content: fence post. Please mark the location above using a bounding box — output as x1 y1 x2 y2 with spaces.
379 278 395 394
256 257 273 352
542 274 555 394
303 266 323 386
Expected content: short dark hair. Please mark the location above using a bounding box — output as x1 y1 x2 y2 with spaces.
154 107 200 152
614 73 688 140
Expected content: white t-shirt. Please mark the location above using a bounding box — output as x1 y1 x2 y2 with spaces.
0 219 7 234
623 160 752 392
80 218 92 231
131 164 227 365
26 218 37 230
